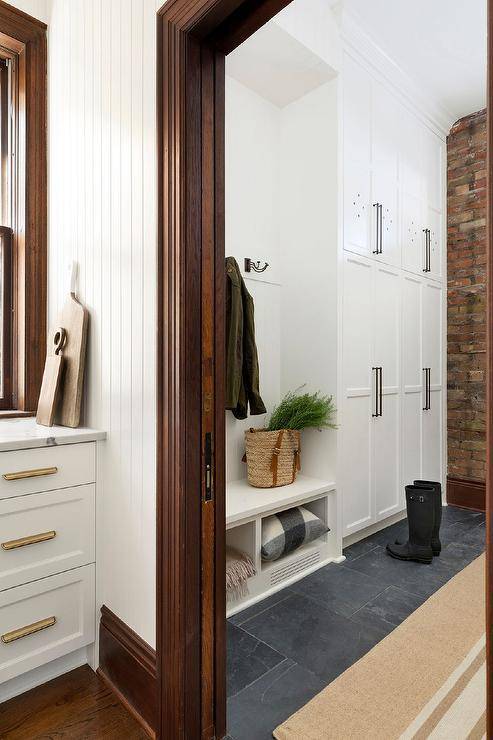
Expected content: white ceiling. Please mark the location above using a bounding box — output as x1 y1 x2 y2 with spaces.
343 0 487 123
226 21 335 108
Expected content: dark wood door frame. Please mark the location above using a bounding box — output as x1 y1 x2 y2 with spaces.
157 1 291 737
487 0 493 736
158 1 493 738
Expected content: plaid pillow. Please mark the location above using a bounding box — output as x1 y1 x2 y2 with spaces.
261 506 329 562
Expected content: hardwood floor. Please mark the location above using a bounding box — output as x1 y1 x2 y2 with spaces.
0 665 149 739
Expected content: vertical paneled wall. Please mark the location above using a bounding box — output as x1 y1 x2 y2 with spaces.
47 0 158 646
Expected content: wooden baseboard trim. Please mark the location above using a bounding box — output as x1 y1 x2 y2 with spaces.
446 476 486 512
98 605 157 735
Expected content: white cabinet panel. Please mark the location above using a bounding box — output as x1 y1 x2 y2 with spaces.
422 129 443 212
344 161 371 257
427 207 443 281
374 266 400 386
0 565 95 684
343 53 371 167
422 390 442 483
400 113 423 199
401 192 424 275
342 396 373 533
0 485 95 591
343 256 373 389
402 392 422 491
402 274 422 387
374 392 400 519
422 280 443 386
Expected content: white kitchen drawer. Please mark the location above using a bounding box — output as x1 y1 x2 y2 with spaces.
0 564 95 683
0 443 95 500
0 485 95 591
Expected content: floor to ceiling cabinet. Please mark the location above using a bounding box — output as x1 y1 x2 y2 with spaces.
340 48 445 538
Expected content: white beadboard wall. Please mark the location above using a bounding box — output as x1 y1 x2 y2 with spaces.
46 0 159 647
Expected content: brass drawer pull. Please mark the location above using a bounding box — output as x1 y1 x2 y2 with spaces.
3 467 58 481
1 530 56 550
1 616 56 644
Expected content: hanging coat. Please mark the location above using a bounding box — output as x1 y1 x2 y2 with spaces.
225 256 266 420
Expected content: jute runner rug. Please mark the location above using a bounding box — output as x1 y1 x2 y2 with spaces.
274 555 485 740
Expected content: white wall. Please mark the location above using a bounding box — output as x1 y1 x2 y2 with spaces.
225 76 281 482
8 0 49 23
46 0 158 647
225 73 338 485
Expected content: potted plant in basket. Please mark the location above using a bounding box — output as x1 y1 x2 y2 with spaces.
243 388 336 488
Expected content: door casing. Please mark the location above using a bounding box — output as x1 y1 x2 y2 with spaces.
157 1 493 737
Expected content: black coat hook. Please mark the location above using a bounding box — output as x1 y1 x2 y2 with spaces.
244 258 269 273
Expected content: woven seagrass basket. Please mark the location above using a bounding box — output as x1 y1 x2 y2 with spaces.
243 428 301 488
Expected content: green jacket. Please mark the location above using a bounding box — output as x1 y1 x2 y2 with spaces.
225 257 266 420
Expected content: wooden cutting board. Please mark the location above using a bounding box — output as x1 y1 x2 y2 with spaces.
36 328 66 427
54 293 89 428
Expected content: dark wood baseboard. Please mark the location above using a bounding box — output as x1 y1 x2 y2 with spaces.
446 476 486 512
98 605 157 737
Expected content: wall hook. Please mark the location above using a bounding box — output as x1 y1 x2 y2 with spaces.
244 258 269 274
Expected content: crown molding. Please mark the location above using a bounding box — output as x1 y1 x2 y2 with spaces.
335 7 455 139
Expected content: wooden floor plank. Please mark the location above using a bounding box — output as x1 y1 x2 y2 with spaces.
0 665 149 739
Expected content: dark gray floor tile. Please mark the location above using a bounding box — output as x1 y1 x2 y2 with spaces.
350 585 427 634
228 589 293 626
442 505 483 525
343 536 380 561
289 561 387 617
438 541 484 575
367 519 408 547
343 545 456 598
227 623 285 698
239 592 385 683
458 521 486 551
227 659 326 740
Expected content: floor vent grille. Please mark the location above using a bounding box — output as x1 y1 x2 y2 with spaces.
270 549 320 587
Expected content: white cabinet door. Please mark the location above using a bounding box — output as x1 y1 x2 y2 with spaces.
426 207 443 281
401 274 423 493
343 54 371 258
422 280 443 483
401 192 425 275
342 254 374 534
373 266 401 520
400 112 423 200
372 82 400 267
422 128 443 213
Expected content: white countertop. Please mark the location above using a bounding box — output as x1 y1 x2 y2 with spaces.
0 417 106 451
226 474 336 527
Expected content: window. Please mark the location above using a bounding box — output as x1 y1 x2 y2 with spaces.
0 8 47 414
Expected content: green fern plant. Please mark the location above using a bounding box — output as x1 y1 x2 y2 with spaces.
267 388 336 432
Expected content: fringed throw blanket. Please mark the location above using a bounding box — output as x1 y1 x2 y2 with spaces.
226 546 256 603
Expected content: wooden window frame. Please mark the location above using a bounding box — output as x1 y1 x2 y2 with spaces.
0 3 47 415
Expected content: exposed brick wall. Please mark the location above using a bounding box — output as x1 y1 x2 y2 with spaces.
447 109 487 483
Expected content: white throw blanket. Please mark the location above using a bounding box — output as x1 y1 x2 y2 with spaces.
226 546 256 603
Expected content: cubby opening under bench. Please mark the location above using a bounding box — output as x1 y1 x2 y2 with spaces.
226 475 343 617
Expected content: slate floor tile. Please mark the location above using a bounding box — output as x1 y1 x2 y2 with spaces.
438 541 484 575
289 560 387 617
343 545 456 598
442 505 483 525
239 592 385 683
227 659 326 740
343 536 380 562
227 623 285 698
228 589 293 627
350 585 428 635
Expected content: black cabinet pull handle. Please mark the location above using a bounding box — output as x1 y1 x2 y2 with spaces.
373 203 381 255
379 205 383 254
422 368 431 410
372 367 379 417
378 366 383 416
422 229 430 272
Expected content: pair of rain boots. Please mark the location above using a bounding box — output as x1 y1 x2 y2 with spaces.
386 480 442 565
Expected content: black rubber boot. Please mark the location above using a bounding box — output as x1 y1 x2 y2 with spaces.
386 485 434 564
394 480 442 556
414 480 442 555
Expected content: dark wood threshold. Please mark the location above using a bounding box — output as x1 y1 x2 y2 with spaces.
98 605 157 737
446 476 486 512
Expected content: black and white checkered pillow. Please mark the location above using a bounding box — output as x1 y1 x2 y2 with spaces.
261 506 329 562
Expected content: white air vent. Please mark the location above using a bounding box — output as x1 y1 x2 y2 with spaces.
270 548 320 587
